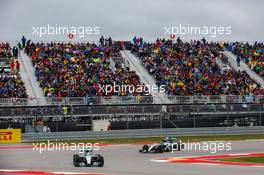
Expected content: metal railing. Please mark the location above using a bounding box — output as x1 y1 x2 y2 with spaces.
0 101 264 118
0 95 263 106
168 95 264 104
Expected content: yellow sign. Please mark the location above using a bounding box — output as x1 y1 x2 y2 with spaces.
0 129 21 144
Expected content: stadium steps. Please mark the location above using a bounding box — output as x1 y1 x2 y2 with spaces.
224 51 264 88
216 57 226 72
18 50 47 105
121 50 172 104
216 56 233 73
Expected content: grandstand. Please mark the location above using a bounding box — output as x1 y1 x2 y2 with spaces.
25 41 149 97
132 38 264 95
0 37 263 132
0 43 27 99
228 42 264 78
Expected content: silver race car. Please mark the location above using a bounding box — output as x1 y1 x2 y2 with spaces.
139 137 184 153
73 148 104 167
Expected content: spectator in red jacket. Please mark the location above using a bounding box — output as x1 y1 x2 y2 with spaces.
15 60 20 72
10 58 15 72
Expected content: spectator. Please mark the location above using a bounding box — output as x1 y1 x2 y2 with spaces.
12 46 19 58
17 42 22 50
21 36 26 48
15 60 20 72
100 36 105 45
9 58 15 72
237 56 241 67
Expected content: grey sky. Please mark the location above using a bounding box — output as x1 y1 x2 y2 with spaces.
0 0 263 42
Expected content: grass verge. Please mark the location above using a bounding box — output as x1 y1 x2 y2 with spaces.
217 156 264 164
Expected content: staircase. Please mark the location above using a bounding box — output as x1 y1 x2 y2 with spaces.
121 50 171 104
224 51 264 88
18 50 47 105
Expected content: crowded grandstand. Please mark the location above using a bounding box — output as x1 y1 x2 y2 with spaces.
0 36 263 132
1 37 263 99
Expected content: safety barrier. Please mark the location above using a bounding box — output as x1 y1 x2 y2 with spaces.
22 126 264 142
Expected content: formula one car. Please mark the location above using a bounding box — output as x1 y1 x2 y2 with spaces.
139 137 184 153
73 148 104 167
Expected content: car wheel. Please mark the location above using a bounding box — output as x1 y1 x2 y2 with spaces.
158 145 163 153
143 145 149 151
180 144 185 150
98 156 104 167
73 154 80 167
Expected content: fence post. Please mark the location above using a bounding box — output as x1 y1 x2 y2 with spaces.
193 113 196 128
126 106 129 129
260 113 262 126
160 105 163 129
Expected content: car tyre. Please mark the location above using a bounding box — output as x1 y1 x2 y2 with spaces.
98 155 104 167
73 154 80 167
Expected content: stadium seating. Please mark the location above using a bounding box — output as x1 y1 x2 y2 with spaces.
1 39 263 99
132 38 264 96
0 43 27 98
227 42 264 78
0 42 12 58
0 70 28 98
25 41 149 97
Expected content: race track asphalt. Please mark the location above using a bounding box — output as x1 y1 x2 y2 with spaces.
0 140 264 175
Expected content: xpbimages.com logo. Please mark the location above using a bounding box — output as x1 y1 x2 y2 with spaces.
167 141 232 154
98 83 166 96
32 140 100 153
165 24 232 38
32 24 100 39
